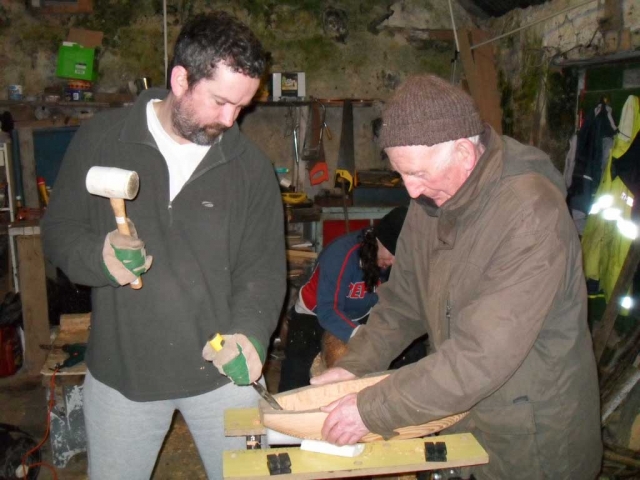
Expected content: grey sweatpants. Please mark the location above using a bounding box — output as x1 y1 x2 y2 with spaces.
83 369 261 479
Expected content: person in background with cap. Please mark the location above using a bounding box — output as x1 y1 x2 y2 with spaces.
311 75 602 479
279 206 425 392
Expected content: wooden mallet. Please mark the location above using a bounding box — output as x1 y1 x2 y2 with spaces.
86 166 143 289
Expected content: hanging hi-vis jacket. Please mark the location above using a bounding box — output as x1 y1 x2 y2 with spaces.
582 95 640 301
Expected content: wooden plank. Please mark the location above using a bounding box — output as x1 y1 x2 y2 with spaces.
59 312 91 333
286 250 318 261
17 127 39 208
41 313 90 386
41 313 90 379
593 240 640 364
39 0 93 14
603 0 623 31
17 234 49 375
225 408 267 437
458 28 502 135
14 118 83 130
223 433 488 479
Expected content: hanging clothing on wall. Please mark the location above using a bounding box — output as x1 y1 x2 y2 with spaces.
611 132 640 216
582 95 640 302
569 101 617 214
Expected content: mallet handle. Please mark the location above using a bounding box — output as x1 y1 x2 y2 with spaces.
110 198 143 289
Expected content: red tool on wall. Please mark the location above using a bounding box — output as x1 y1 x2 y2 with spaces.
303 100 330 186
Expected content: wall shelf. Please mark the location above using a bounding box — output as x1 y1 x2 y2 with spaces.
253 98 380 108
0 99 126 109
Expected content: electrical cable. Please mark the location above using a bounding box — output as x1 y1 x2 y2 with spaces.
447 0 460 85
20 368 60 480
470 0 598 51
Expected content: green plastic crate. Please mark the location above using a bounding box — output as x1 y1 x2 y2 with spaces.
56 43 96 81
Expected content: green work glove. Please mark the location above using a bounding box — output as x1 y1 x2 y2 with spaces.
202 334 265 385
102 220 153 286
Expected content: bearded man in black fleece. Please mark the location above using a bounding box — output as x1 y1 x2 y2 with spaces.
41 12 285 479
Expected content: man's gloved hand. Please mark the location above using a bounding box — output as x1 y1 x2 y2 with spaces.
102 220 153 285
202 334 265 385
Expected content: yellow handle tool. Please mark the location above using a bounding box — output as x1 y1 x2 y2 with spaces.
281 192 308 205
209 334 283 410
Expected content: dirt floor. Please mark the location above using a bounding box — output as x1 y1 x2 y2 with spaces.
0 355 282 480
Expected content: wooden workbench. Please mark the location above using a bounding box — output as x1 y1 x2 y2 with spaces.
223 408 488 479
224 433 488 479
40 312 91 468
41 312 90 385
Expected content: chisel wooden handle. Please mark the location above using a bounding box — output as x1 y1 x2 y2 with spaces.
110 198 142 289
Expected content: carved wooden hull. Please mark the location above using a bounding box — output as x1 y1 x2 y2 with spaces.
261 373 468 442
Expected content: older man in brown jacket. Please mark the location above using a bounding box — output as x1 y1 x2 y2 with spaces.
311 75 602 479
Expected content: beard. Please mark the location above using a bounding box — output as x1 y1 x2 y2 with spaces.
171 96 228 146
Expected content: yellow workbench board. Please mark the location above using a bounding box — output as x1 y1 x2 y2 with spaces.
225 408 266 437
223 433 488 479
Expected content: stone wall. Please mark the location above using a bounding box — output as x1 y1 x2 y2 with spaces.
5 0 637 181
483 0 640 168
0 0 476 177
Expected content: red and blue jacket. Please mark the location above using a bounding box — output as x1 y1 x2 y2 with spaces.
296 230 386 342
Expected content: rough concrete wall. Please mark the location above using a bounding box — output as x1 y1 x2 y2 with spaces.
0 0 476 176
483 0 639 169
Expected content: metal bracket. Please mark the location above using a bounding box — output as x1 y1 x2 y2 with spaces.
245 434 261 450
266 452 292 475
425 441 448 462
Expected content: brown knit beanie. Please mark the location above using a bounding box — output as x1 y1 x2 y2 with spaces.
378 75 484 149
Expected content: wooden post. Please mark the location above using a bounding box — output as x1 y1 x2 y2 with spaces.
17 127 39 209
457 28 503 135
601 358 640 424
16 234 49 375
592 240 640 364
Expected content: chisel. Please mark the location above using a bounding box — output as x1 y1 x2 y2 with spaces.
209 334 283 410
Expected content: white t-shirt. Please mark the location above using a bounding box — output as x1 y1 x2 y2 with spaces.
146 100 210 201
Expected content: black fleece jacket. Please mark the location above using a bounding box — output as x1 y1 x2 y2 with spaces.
41 89 287 401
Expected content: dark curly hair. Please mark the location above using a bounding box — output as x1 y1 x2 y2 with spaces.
359 228 380 293
172 11 266 87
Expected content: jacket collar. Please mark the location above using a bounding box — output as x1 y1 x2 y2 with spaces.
118 88 244 162
418 125 503 248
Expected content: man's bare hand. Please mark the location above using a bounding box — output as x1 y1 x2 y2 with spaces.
310 367 356 385
320 393 370 445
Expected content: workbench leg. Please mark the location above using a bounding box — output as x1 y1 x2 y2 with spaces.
48 384 87 468
245 434 262 449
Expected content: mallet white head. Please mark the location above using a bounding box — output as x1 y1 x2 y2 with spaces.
86 166 140 200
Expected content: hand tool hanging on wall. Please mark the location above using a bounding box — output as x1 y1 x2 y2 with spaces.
285 105 305 193
303 100 330 186
335 99 355 233
86 166 143 289
335 99 355 192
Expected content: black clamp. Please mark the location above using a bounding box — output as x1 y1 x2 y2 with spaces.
266 452 291 475
425 441 447 462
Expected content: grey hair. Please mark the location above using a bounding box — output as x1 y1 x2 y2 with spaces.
468 134 486 157
433 134 484 168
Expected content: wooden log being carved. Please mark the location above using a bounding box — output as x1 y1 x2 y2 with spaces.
261 373 468 442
